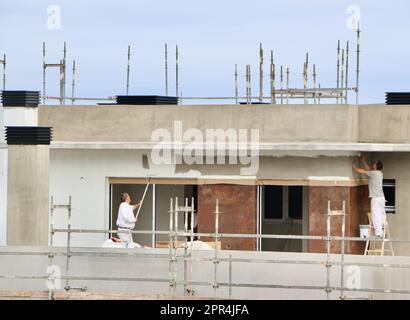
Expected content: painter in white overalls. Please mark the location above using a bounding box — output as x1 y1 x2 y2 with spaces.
353 157 386 237
116 193 142 243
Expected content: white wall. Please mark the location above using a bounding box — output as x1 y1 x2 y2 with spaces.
50 149 151 247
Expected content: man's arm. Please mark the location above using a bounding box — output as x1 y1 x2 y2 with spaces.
352 162 368 175
133 200 142 210
361 154 371 171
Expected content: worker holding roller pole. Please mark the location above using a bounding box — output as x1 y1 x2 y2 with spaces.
352 155 386 238
116 193 142 243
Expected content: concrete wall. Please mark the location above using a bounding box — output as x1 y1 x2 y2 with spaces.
1 246 410 300
39 104 410 144
359 105 410 143
7 145 49 245
39 104 358 143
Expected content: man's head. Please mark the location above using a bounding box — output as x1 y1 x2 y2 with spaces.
120 192 131 203
372 160 383 171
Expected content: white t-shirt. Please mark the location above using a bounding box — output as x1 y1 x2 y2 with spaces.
116 202 136 229
366 170 385 199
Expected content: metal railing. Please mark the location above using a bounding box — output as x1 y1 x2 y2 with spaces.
1 197 410 300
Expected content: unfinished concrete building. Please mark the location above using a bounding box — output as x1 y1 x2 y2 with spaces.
1 100 410 299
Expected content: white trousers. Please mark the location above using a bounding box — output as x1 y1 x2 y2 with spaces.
371 197 387 237
118 228 133 244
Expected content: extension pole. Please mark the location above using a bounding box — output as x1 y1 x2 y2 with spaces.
135 178 151 221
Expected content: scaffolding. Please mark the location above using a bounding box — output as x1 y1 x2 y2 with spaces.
2 195 410 300
40 26 360 106
42 42 67 105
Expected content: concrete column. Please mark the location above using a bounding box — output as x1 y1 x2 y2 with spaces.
1 106 39 245
5 126 52 246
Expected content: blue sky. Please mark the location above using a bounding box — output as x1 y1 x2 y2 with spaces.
0 0 409 104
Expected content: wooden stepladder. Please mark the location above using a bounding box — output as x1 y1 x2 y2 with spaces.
364 212 394 256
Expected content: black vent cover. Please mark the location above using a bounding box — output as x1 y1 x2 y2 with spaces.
5 126 52 145
385 92 410 105
1 91 40 107
115 95 178 105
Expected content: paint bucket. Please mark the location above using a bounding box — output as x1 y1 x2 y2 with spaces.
359 225 370 238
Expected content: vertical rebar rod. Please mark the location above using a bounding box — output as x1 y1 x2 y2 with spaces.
235 64 238 104
313 64 317 104
168 198 174 296
245 65 248 103
126 45 131 95
340 201 346 299
355 23 361 105
214 199 220 299
303 64 307 104
42 42 46 104
248 65 252 104
61 42 66 105
345 41 350 104
341 49 345 104
259 43 263 103
176 45 179 98
336 40 340 104
280 65 283 104
286 67 290 104
165 43 168 96
71 60 76 105
1 54 6 91
304 53 309 104
270 50 275 104
326 201 331 300
59 59 63 104
318 84 321 104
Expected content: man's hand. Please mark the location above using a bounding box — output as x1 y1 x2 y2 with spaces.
352 161 368 175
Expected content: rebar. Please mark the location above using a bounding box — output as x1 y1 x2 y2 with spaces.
126 45 131 95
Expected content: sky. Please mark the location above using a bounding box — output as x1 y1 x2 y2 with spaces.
0 0 409 104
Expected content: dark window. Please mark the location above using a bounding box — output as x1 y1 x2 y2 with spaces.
264 186 283 219
288 186 303 219
383 179 396 214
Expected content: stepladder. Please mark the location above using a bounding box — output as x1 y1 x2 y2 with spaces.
364 212 394 256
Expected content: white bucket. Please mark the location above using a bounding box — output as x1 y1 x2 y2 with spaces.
359 225 370 238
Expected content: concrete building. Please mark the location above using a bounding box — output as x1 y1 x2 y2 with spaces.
1 102 409 256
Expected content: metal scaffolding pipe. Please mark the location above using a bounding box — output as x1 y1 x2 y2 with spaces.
126 45 131 95
355 23 361 105
259 43 263 102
